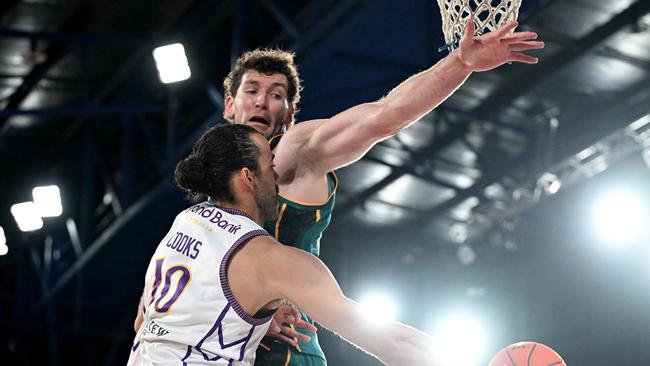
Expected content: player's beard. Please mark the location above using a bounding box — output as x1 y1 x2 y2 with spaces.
255 183 278 222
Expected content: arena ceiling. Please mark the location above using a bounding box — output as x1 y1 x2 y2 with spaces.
1 0 649 365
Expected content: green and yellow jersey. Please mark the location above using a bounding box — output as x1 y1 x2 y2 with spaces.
256 170 337 366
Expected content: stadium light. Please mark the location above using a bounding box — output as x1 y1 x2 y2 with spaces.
432 312 487 366
152 43 191 84
593 190 645 245
10 202 43 232
32 185 63 217
539 172 562 195
359 293 397 324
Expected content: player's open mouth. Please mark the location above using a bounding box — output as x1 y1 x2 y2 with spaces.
249 116 269 126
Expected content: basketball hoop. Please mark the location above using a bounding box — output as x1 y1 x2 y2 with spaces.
436 0 523 51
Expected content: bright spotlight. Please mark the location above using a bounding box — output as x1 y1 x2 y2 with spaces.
539 172 562 195
0 244 7 256
32 185 63 217
152 43 191 84
359 293 396 324
432 313 486 366
593 190 645 245
10 202 43 232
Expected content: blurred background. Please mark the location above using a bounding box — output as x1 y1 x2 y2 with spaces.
0 0 649 365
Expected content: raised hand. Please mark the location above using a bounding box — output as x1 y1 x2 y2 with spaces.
457 19 544 72
265 304 318 349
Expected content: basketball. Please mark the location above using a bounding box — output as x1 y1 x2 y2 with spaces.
488 341 566 366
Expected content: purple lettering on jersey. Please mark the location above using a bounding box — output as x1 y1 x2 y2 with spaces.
180 236 193 257
166 232 202 260
177 235 188 251
167 232 183 250
190 241 202 260
186 204 244 235
201 207 214 218
209 211 242 234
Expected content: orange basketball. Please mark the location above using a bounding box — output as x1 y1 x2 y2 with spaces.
488 341 566 366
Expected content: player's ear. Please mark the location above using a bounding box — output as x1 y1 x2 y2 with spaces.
279 104 295 133
225 95 236 120
240 167 256 189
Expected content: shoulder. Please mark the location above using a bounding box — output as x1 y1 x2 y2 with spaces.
273 119 330 177
242 235 306 268
274 119 327 152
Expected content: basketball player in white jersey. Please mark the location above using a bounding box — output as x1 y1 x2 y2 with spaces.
133 19 544 361
128 124 443 366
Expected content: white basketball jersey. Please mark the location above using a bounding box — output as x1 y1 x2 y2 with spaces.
127 202 273 366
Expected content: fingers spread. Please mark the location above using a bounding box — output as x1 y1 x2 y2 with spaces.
296 320 318 333
509 53 539 64
281 326 311 342
495 20 518 37
274 334 298 348
508 41 545 52
503 31 538 42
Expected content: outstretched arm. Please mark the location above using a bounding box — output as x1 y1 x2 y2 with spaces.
284 20 543 174
254 238 442 366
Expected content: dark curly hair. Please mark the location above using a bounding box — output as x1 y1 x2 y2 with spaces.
223 48 303 123
175 124 261 201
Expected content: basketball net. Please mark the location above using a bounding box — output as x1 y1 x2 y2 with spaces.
437 0 523 51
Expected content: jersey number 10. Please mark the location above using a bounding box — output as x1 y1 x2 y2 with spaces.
149 258 192 313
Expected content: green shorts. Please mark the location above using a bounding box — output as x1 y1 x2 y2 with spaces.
254 339 327 366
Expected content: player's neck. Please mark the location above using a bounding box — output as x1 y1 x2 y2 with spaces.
216 198 264 226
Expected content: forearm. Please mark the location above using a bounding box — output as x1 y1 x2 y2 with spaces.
300 52 472 172
376 51 471 133
300 22 542 172
316 302 441 366
271 247 440 365
379 322 442 366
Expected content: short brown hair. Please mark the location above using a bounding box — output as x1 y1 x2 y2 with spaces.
223 49 302 119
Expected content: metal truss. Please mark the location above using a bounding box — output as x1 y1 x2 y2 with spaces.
476 0 650 116
337 106 538 220
470 112 650 238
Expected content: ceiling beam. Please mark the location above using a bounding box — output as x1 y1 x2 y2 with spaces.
337 120 469 214
475 0 650 116
0 4 91 130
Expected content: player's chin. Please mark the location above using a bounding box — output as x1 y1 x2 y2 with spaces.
246 122 273 137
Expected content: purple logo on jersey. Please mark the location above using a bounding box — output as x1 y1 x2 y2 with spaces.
186 205 242 234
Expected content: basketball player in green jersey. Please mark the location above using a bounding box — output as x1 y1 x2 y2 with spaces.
220 20 543 366
134 20 543 365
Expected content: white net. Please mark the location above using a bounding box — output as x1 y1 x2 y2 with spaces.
437 0 523 47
